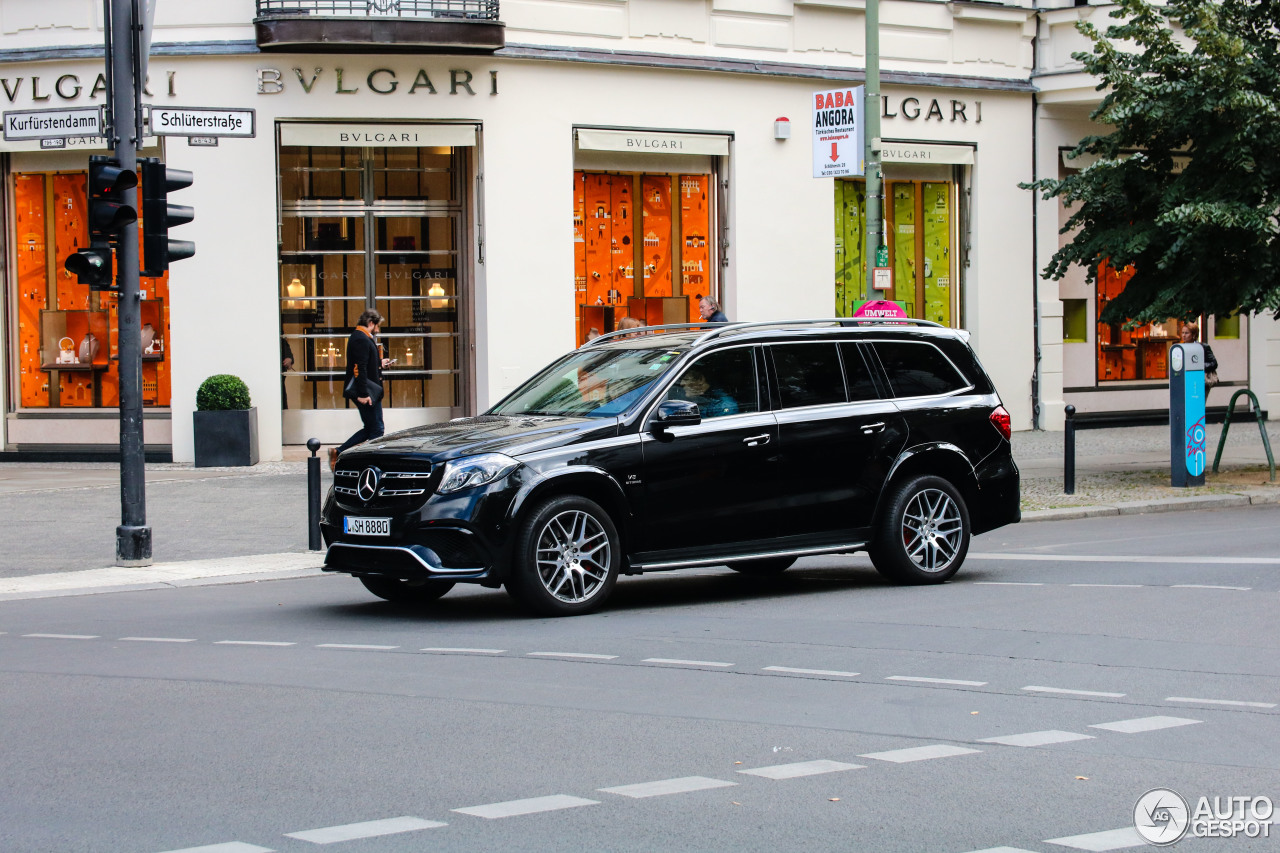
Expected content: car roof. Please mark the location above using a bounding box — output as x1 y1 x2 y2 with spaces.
581 319 969 353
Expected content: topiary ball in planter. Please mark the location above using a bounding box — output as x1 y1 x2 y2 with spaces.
193 374 258 467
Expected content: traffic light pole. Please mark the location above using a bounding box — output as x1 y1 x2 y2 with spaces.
109 0 151 565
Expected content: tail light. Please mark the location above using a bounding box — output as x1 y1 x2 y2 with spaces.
989 405 1011 440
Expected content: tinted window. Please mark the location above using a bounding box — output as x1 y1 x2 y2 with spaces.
491 346 683 417
771 343 846 408
665 347 759 419
839 343 880 402
875 341 969 397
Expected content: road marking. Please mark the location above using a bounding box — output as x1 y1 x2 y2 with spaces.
215 641 296 646
284 816 444 843
528 652 618 660
1166 696 1277 709
1089 716 1202 733
643 658 733 668
120 637 197 643
858 744 981 763
315 643 398 650
421 647 505 654
738 760 864 780
973 582 1045 586
763 666 859 677
22 633 98 639
970 552 1280 565
980 730 1094 747
1172 584 1251 590
156 844 275 853
1044 826 1145 850
963 848 1040 853
599 776 738 798
1023 686 1126 698
452 795 598 819
885 676 988 687
1069 584 1143 588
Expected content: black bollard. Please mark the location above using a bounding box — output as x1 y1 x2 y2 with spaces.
1064 405 1076 495
307 437 322 551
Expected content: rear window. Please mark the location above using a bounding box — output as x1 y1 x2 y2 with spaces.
771 343 847 408
874 341 970 398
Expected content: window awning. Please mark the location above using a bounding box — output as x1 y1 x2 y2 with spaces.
576 128 730 156
881 142 974 165
280 122 477 148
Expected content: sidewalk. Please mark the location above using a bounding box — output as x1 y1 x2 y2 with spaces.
1 422 1277 596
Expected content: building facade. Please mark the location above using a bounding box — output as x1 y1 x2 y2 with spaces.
0 0 1272 460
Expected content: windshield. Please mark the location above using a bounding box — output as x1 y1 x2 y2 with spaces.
490 347 685 418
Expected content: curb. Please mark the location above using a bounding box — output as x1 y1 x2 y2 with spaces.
1021 490 1279 523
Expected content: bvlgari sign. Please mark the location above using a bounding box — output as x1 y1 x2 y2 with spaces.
279 123 478 148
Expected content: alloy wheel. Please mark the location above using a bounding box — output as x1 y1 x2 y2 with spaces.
534 508 613 604
900 488 964 572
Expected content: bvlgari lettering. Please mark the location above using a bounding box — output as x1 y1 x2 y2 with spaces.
257 67 495 96
625 138 684 150
882 95 981 124
0 72 172 104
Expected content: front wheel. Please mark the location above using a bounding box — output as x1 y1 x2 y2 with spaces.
507 495 621 616
358 575 455 604
869 475 970 584
727 556 797 575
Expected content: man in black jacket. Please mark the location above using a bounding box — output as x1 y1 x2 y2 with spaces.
330 309 391 469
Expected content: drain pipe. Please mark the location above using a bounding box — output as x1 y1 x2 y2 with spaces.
1029 12 1044 431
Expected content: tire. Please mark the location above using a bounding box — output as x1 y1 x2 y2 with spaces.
507 495 621 616
727 556 797 575
869 475 970 584
358 575 455 604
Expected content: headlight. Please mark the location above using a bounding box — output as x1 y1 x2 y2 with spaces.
437 453 519 494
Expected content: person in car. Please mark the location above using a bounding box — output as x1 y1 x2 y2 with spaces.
672 367 738 418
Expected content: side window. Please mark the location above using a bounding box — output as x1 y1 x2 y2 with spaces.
666 347 759 418
771 343 847 408
875 341 969 397
839 343 880 402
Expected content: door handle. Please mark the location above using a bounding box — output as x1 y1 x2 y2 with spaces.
861 422 886 434
743 433 772 447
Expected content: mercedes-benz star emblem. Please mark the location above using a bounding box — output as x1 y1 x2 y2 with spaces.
357 467 381 502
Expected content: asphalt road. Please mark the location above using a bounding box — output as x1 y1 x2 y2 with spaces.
2 506 1278 852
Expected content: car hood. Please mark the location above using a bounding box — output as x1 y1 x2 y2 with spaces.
358 415 619 463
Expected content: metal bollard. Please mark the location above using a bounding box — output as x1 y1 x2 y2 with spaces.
1063 405 1076 495
307 437 322 551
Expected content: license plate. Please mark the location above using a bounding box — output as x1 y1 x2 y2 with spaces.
344 516 391 536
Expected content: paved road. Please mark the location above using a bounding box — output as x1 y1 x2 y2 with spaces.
2 506 1276 852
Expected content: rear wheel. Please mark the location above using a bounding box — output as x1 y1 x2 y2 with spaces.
358 575 455 604
727 556 797 575
507 495 620 616
869 475 970 584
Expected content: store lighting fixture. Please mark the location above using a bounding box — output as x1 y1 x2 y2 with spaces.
428 282 447 308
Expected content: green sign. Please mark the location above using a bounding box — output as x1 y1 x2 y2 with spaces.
875 244 889 267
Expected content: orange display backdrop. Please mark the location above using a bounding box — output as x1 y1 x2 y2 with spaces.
1096 259 1138 381
679 174 709 322
15 174 48 407
580 173 633 308
641 176 672 297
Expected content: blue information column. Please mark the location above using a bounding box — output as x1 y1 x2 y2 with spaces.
1169 342 1206 487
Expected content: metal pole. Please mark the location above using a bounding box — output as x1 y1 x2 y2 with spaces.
863 0 883 291
307 438 322 551
113 0 150 565
1063 404 1076 495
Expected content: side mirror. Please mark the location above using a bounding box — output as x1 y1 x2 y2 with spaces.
651 399 701 434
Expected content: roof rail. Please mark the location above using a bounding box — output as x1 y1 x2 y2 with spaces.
579 322 719 348
579 317 946 349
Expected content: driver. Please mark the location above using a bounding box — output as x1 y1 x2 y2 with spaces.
671 368 738 418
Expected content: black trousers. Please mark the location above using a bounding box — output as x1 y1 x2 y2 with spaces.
336 398 384 453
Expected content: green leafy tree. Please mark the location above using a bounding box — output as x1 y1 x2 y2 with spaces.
1028 0 1280 324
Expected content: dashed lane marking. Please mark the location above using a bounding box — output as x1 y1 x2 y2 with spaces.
969 552 1280 565
599 776 738 798
1044 826 1145 850
314 643 398 650
979 730 1094 748
156 843 274 853
1166 696 1277 709
973 582 1045 586
528 652 619 660
214 641 295 647
737 760 864 780
858 744 981 763
420 647 505 654
1173 584 1252 590
642 658 733 668
963 848 1040 853
22 633 98 639
452 795 599 819
1089 716 1202 733
1069 583 1142 588
885 676 988 686
1023 686 1126 698
763 666 860 677
284 816 445 844
120 637 197 643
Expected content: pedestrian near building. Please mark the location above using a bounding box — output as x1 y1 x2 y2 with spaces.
1181 323 1218 390
698 295 728 323
330 309 391 470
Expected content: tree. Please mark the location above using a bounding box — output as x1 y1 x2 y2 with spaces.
1028 0 1280 324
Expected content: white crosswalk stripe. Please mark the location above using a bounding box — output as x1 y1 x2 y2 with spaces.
156 844 274 853
1089 716 1202 733
737 760 863 780
599 776 737 798
452 795 598 819
858 744 981 763
1044 827 1146 850
980 730 1094 747
284 816 444 843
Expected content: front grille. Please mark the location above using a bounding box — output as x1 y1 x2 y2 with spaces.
334 463 435 507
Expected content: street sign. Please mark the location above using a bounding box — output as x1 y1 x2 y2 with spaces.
3 106 104 142
812 86 865 178
147 106 256 138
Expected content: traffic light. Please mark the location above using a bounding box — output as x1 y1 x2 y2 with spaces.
139 158 195 276
63 155 138 290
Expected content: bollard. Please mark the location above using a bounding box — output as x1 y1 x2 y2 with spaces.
1063 405 1076 495
307 437 322 551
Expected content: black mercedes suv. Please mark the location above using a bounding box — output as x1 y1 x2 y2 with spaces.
321 319 1019 615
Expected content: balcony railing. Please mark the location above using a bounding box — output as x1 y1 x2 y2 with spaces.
255 0 503 52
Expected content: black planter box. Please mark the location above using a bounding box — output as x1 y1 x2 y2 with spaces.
193 407 260 467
